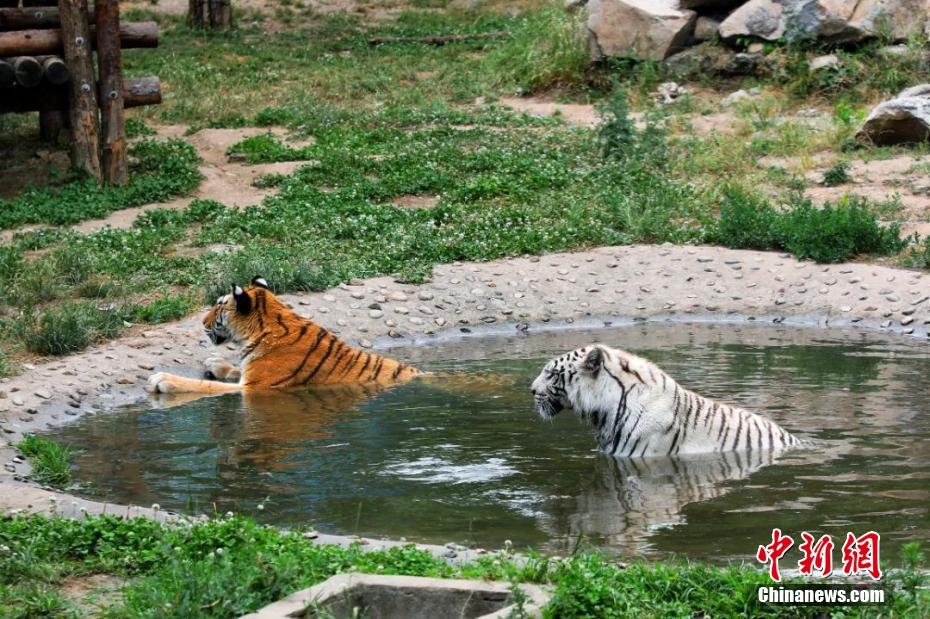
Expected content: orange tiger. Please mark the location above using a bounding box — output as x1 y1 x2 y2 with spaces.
146 277 422 396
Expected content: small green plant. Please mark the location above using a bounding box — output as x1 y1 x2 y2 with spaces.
597 88 637 161
16 435 73 487
597 88 668 169
900 235 930 269
125 117 156 138
822 160 851 186
0 349 14 378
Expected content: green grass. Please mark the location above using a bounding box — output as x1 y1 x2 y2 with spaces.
0 513 926 618
481 1 589 94
0 140 201 230
21 301 127 356
16 435 73 488
130 292 199 324
1 88 921 364
0 3 927 368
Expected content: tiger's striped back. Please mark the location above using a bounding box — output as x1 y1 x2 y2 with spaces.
204 281 422 390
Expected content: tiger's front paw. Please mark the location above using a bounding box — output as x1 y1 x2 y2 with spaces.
203 357 240 382
147 372 177 394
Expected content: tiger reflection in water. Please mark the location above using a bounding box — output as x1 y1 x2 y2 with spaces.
547 449 777 554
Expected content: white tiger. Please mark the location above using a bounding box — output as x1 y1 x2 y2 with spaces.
530 344 808 457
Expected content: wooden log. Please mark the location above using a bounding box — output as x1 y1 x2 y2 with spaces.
0 7 74 31
0 57 14 87
13 55 43 87
368 31 509 46
0 77 161 112
59 0 101 183
96 0 127 185
0 21 158 56
38 54 69 84
122 75 160 107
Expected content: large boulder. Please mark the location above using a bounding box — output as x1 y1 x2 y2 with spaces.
718 0 785 40
847 0 930 42
587 0 698 61
857 84 930 145
719 0 930 44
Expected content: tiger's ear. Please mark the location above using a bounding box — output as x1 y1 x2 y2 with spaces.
231 284 252 314
251 276 270 290
581 346 603 374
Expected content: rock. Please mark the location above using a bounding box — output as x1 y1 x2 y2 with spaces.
846 0 930 43
664 43 767 79
587 0 697 61
857 84 930 145
722 88 752 107
729 52 767 75
564 0 588 10
877 44 911 58
719 0 784 41
809 54 839 72
693 16 721 41
722 0 929 45
680 0 742 9
654 81 687 105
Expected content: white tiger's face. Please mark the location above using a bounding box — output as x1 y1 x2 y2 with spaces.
531 344 648 421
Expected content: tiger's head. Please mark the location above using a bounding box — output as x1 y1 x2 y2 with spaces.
203 276 274 345
530 344 653 421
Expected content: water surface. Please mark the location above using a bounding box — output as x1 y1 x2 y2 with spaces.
49 323 930 563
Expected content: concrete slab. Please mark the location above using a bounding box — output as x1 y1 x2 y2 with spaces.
241 573 550 619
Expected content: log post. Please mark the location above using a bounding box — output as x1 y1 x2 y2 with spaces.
12 55 44 87
188 0 231 31
96 0 127 185
0 76 162 112
39 55 70 84
58 0 101 182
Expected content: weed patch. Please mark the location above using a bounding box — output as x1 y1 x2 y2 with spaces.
16 435 73 487
714 188 906 263
482 2 588 94
22 302 126 356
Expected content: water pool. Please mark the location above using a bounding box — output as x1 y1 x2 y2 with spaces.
48 322 930 563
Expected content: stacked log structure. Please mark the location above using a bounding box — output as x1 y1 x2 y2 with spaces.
0 0 161 185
